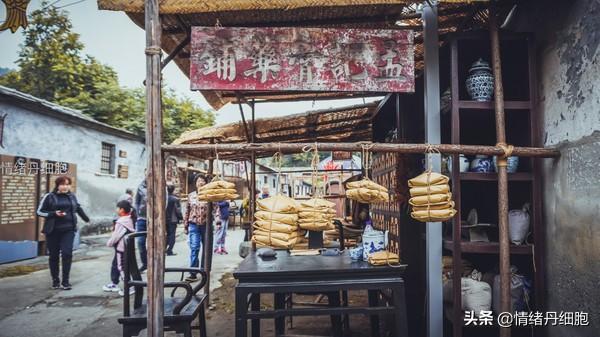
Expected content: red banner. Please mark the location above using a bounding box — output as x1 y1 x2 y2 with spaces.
190 27 414 92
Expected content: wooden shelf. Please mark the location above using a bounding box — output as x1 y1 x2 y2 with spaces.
459 172 533 181
443 240 533 255
457 100 530 110
446 32 541 337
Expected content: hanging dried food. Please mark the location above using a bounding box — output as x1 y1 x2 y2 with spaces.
252 150 302 249
197 145 239 201
345 144 390 204
408 170 457 222
252 194 301 249
297 198 336 231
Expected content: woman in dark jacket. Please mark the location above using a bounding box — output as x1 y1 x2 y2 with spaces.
37 176 90 290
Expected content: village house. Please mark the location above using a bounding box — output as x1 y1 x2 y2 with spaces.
0 85 146 262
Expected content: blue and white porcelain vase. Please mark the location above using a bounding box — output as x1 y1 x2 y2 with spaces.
466 59 494 102
448 154 470 174
470 155 493 173
493 156 519 173
362 229 388 261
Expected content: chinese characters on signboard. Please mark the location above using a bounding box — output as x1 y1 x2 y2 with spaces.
1 158 70 175
190 27 414 92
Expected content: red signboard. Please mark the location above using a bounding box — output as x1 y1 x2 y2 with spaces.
190 27 414 92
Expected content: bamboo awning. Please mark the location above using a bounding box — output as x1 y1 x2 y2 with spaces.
97 0 493 109
171 102 379 159
98 0 488 14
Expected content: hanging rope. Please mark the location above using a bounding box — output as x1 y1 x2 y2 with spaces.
360 143 374 179
302 142 321 197
495 142 515 168
264 143 284 247
212 142 221 181
272 143 283 194
425 143 441 221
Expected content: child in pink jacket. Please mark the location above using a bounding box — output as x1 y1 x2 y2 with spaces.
104 200 136 295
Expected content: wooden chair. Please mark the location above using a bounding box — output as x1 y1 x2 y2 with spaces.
118 232 208 337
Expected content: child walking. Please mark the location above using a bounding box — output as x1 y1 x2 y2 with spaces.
103 200 136 296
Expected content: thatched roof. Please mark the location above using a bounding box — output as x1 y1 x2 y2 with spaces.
98 0 486 14
98 0 493 109
171 101 379 159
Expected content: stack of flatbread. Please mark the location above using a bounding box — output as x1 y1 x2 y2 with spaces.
197 180 239 202
252 194 300 249
345 179 389 204
297 198 337 231
408 172 457 222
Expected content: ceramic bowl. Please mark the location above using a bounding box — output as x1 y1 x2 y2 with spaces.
349 246 364 261
470 156 493 173
493 156 519 173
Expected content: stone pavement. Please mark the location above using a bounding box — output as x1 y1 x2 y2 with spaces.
0 227 245 337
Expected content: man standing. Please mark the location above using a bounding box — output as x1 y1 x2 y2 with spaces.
213 200 230 254
257 185 270 200
165 185 183 255
183 175 208 282
133 179 148 272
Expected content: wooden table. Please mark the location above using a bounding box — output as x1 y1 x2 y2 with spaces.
233 251 408 337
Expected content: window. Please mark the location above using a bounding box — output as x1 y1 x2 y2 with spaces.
272 178 276 188
101 142 116 174
263 176 268 184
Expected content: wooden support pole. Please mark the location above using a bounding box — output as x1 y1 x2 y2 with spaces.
160 34 190 70
204 152 214 303
490 10 511 337
450 36 463 337
249 101 256 247
163 142 560 158
144 0 165 335
236 94 251 142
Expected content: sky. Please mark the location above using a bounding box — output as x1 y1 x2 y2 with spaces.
0 0 381 126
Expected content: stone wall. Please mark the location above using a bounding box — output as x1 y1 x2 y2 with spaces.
532 1 600 336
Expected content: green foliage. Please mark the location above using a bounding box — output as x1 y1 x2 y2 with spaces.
162 88 215 143
0 1 214 143
1 4 118 102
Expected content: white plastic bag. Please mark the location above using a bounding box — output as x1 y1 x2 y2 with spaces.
509 203 530 245
461 270 492 316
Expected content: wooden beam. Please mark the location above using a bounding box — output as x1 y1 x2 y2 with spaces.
219 91 385 99
490 9 511 337
144 0 165 336
160 34 190 70
450 36 463 337
235 92 251 142
163 142 560 158
163 14 407 34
